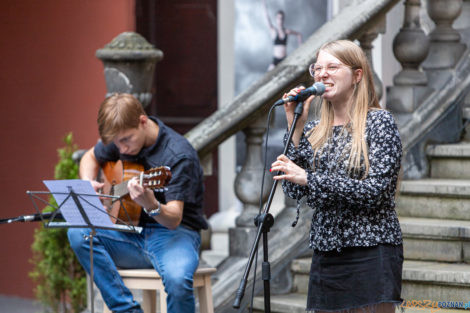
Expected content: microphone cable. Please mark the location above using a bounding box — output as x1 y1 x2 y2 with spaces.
248 100 279 313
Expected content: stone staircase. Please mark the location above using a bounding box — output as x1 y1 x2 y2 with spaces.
398 142 470 305
252 141 470 312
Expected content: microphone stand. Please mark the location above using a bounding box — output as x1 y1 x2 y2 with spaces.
233 101 305 312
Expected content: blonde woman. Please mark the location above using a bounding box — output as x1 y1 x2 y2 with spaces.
271 40 403 313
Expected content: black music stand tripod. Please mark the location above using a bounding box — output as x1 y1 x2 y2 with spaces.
28 179 142 313
233 101 306 312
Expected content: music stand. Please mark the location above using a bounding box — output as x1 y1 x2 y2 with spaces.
27 179 142 313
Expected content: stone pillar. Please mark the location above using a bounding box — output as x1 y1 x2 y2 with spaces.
358 15 386 101
229 114 273 257
387 0 432 113
422 0 466 73
96 32 163 108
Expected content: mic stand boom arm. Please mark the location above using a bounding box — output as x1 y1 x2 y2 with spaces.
233 101 305 312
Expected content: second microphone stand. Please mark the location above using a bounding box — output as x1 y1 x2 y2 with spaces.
233 101 306 312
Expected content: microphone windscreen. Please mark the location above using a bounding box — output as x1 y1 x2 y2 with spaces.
313 82 325 95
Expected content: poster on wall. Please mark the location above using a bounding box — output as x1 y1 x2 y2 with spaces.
234 0 328 167
235 0 327 95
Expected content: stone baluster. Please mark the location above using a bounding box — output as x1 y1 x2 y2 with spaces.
358 15 386 101
387 0 432 113
422 0 466 74
96 32 163 108
229 114 273 257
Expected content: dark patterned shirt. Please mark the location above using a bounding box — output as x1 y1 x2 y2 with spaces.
282 109 403 251
94 117 208 231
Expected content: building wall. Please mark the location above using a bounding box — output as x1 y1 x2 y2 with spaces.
0 0 135 298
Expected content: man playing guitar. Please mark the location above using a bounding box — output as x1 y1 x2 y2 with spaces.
68 93 208 313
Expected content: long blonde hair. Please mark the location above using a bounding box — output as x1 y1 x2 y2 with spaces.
308 40 380 178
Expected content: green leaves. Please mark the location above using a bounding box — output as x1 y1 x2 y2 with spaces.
54 132 79 180
29 132 86 313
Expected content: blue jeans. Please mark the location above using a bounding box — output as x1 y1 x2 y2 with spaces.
67 223 201 313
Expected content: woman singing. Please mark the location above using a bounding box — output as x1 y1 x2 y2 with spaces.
271 40 403 313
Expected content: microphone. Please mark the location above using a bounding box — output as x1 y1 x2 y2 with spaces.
1 212 64 224
21 212 64 222
274 82 325 106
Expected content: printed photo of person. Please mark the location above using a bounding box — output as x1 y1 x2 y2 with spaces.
262 0 303 71
235 0 326 95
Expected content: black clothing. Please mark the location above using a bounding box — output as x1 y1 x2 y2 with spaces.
274 32 288 45
282 109 403 252
306 244 403 312
282 109 404 312
272 56 285 66
94 116 208 231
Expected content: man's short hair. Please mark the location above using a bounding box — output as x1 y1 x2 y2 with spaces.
97 93 146 145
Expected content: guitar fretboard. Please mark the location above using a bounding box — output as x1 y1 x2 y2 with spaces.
113 180 131 198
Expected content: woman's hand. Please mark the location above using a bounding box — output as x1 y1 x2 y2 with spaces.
271 154 308 186
283 86 315 147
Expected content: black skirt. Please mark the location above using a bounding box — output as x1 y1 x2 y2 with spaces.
307 244 403 312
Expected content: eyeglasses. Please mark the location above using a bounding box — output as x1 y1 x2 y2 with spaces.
309 63 350 78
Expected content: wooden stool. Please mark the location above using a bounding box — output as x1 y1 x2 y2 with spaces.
102 267 216 313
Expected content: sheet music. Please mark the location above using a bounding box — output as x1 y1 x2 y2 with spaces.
43 179 117 229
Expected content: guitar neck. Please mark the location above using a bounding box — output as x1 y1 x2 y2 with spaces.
103 165 171 199
112 173 145 198
113 180 131 198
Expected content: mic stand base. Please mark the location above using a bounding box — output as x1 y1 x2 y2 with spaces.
255 213 274 313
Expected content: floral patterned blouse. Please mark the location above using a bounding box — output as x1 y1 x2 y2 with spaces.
282 109 403 252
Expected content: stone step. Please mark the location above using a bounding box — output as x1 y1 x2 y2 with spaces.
402 260 470 303
400 308 464 313
427 143 470 179
200 250 227 268
289 257 470 302
396 179 470 220
252 257 470 312
200 231 229 268
400 217 470 262
287 217 470 265
252 294 466 313
252 293 306 313
291 257 311 295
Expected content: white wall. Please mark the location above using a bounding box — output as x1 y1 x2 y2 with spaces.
216 0 238 223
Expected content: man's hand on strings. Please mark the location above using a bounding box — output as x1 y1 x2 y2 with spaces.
127 176 157 209
271 154 308 186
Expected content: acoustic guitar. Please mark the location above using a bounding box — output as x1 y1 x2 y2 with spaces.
100 160 172 225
